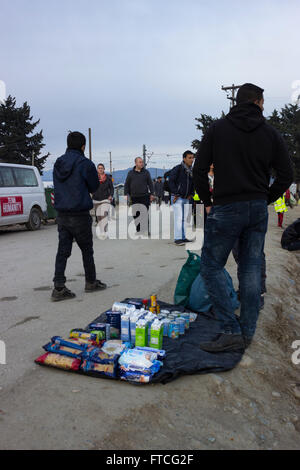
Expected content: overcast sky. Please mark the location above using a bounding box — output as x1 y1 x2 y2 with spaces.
1 0 300 170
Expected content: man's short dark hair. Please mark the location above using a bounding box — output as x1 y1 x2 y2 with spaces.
183 150 194 160
97 163 105 169
236 83 264 106
67 131 86 151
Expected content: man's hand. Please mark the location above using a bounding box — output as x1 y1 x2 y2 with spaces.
206 206 212 214
150 195 155 202
173 196 179 203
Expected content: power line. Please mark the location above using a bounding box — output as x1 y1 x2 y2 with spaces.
221 84 242 109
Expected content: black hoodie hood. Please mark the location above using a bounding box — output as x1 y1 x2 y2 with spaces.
54 149 85 182
226 102 265 133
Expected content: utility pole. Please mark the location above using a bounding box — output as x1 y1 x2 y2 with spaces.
31 151 34 166
143 144 147 167
221 84 242 109
109 151 112 174
88 128 92 160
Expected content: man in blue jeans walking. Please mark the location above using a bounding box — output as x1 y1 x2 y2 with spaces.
193 83 293 351
169 151 195 246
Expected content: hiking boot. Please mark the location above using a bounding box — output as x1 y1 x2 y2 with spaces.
175 240 185 246
199 333 245 352
85 279 107 292
51 286 76 302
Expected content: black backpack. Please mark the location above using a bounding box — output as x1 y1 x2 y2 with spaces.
163 170 172 193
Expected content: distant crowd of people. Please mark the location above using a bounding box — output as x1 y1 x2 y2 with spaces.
51 82 300 353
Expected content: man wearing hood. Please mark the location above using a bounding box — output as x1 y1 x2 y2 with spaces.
193 83 293 352
52 131 107 301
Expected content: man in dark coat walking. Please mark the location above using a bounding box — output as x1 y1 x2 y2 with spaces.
124 157 154 234
154 176 164 207
168 151 194 245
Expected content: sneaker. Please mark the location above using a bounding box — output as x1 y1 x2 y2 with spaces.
85 279 107 292
199 333 245 352
183 238 194 243
175 240 185 246
51 286 76 302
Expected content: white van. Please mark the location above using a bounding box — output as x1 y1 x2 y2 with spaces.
0 163 47 230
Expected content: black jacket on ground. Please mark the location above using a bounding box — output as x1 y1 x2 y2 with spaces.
193 103 294 207
124 167 154 197
168 163 194 198
281 218 300 249
92 175 114 202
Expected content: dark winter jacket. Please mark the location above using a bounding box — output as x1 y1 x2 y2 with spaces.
163 170 172 193
193 103 294 207
92 175 114 202
281 218 300 249
168 163 194 198
53 149 99 214
124 167 154 198
154 180 164 198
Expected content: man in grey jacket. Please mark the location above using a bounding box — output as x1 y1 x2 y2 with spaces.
124 157 154 233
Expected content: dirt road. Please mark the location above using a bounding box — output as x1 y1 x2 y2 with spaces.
0 206 299 450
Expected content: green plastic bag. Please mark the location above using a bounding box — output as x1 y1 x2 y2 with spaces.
174 251 201 307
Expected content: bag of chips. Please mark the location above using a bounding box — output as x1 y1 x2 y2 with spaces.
35 352 81 371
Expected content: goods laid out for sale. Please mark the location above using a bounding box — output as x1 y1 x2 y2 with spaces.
35 296 197 385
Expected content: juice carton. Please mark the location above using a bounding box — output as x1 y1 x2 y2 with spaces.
135 319 148 347
149 320 163 350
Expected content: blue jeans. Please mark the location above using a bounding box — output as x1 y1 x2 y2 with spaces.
232 239 267 294
200 200 268 338
171 196 191 241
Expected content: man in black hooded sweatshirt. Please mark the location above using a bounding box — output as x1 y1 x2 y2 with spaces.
52 131 107 301
193 83 293 351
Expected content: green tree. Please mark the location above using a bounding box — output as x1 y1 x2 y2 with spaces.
193 104 300 186
192 112 226 151
267 104 300 185
0 95 49 174
191 114 218 151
